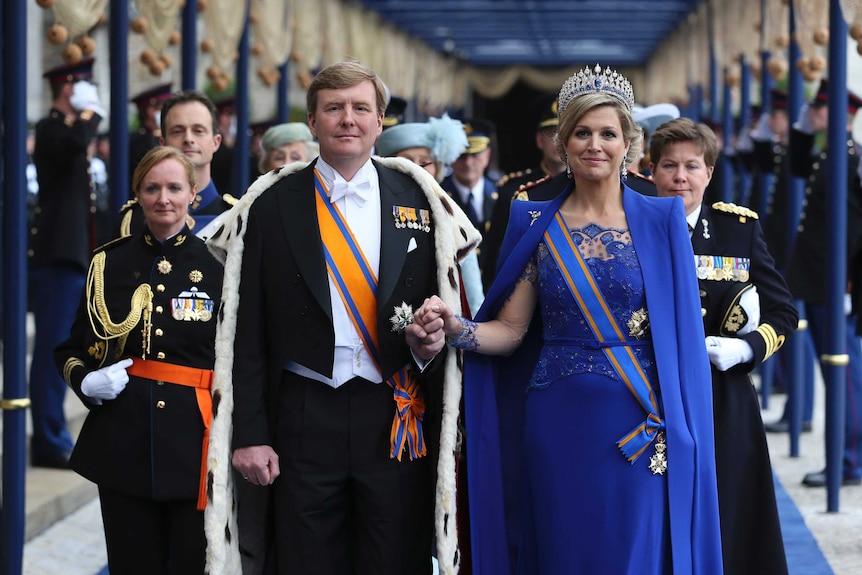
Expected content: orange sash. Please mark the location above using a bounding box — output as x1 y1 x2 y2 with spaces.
127 357 213 510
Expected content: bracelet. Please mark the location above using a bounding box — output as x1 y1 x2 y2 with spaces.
445 315 479 351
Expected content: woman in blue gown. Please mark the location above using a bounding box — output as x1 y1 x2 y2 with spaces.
410 65 724 574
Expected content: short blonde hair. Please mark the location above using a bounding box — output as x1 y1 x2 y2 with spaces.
306 61 388 117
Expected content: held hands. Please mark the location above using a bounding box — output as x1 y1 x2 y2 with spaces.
405 296 457 361
80 358 133 404
70 81 106 118
232 445 280 486
705 336 754 371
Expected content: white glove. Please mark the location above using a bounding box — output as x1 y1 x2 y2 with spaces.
705 336 754 371
80 358 133 404
793 102 813 135
70 81 106 118
845 293 853 316
737 286 760 335
749 114 773 143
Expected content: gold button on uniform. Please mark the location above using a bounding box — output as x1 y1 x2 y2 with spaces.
157 351 166 359
155 306 164 314
156 400 166 408
157 284 165 293
155 328 163 336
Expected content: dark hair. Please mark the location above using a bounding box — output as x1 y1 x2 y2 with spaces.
649 118 719 168
159 90 219 139
306 62 388 118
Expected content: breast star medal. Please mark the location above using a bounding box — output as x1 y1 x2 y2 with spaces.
189 270 203 283
157 257 172 275
649 433 668 475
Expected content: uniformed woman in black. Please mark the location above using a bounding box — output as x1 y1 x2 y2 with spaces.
55 147 223 574
651 118 796 575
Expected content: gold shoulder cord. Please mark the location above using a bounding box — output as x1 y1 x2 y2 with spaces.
86 252 154 365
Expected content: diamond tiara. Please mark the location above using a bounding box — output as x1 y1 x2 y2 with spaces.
558 64 635 116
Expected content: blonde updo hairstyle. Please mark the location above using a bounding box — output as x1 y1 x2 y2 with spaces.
132 145 197 196
554 93 643 176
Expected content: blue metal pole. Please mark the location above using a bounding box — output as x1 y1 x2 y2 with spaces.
1 0 29 572
757 49 775 218
721 67 734 203
110 0 130 217
739 54 753 206
277 61 289 123
695 84 704 122
708 1 719 123
233 4 251 197
182 0 198 91
786 0 808 459
823 0 848 512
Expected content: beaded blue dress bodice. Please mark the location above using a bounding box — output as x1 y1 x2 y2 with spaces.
530 223 658 389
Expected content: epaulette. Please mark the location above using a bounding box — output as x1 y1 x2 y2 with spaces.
497 168 531 187
93 234 133 254
119 198 139 213
711 201 759 220
222 193 239 206
512 173 553 203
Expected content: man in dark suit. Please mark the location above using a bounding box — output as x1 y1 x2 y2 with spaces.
215 61 478 575
29 57 104 469
118 90 234 239
652 118 796 575
441 118 498 280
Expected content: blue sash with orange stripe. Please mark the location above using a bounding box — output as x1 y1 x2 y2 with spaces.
544 212 664 463
314 169 426 461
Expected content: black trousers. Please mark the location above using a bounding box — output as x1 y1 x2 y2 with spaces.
98 485 205 575
273 371 434 575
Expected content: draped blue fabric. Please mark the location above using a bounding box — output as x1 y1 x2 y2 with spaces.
464 185 723 574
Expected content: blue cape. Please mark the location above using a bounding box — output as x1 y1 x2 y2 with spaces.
464 184 723 574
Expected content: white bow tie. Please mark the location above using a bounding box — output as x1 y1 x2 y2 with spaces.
329 179 372 206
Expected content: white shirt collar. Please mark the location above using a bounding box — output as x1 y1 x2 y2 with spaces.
314 157 380 193
686 205 702 232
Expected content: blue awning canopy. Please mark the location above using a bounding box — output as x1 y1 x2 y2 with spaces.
357 0 703 67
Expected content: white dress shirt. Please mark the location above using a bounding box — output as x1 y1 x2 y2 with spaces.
451 177 485 222
285 158 383 388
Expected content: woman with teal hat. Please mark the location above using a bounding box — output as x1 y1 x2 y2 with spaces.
376 115 485 314
258 122 319 173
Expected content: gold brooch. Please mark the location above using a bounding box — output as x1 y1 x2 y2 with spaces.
627 308 649 339
157 258 172 275
87 341 106 360
189 270 203 283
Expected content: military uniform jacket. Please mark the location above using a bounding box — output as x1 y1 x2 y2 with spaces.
31 107 101 271
55 229 224 501
786 129 862 303
753 139 791 269
692 202 796 575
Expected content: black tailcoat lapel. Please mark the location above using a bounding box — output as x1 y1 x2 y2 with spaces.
276 160 332 322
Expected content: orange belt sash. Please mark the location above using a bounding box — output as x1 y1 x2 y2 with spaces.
127 357 214 510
